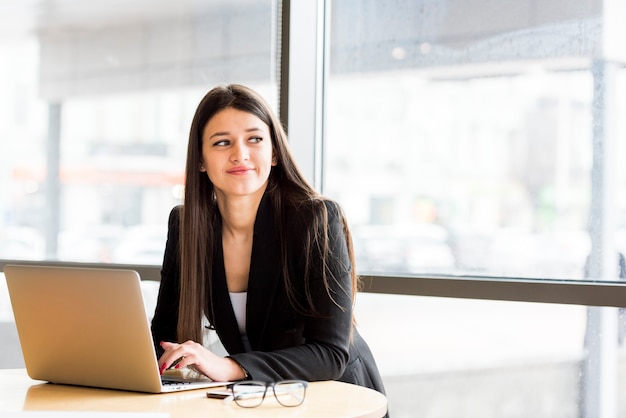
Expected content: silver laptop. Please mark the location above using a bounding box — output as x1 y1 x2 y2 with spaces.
5 264 229 393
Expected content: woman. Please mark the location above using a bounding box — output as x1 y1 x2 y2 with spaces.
151 84 385 395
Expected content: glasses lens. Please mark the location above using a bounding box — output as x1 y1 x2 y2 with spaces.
232 382 266 408
273 381 307 407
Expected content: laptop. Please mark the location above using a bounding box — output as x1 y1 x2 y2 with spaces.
4 264 229 393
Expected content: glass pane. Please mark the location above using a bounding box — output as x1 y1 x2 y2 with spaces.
0 0 278 263
355 292 626 418
327 0 626 281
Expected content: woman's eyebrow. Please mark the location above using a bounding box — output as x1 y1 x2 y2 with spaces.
208 127 264 140
208 131 229 139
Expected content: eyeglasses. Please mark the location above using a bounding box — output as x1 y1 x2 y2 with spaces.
224 380 308 408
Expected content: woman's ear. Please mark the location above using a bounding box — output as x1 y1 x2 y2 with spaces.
200 162 207 172
271 154 278 166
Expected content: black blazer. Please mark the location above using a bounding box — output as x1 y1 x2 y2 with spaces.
151 192 386 396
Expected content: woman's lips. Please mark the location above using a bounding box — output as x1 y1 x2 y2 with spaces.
226 166 253 174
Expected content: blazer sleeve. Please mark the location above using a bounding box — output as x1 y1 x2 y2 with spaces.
150 206 182 358
229 200 354 382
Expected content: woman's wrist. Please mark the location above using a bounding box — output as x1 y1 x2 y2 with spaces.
226 357 249 380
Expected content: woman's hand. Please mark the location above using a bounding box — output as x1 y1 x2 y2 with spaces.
158 340 246 382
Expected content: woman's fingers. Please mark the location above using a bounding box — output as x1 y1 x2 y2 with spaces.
158 340 200 374
157 340 237 381
158 341 183 373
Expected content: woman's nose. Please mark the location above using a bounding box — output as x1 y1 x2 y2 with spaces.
230 140 250 162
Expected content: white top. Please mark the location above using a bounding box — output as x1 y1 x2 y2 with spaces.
229 292 247 334
229 292 251 351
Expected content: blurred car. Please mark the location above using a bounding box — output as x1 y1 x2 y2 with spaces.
353 223 455 274
58 225 126 262
112 225 167 265
0 226 45 260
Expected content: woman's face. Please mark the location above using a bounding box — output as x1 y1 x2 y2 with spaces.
201 107 276 200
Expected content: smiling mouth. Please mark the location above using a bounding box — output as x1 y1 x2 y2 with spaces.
227 167 253 174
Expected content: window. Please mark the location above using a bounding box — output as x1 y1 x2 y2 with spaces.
0 0 279 263
354 293 591 417
326 0 625 281
323 0 626 416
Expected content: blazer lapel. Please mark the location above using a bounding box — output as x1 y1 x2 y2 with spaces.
245 193 282 350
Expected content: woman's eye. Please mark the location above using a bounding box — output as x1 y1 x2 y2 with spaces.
213 139 229 146
249 136 263 143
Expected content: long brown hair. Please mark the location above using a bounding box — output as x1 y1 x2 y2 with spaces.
177 84 359 343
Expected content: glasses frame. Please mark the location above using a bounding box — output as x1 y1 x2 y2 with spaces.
225 379 308 408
